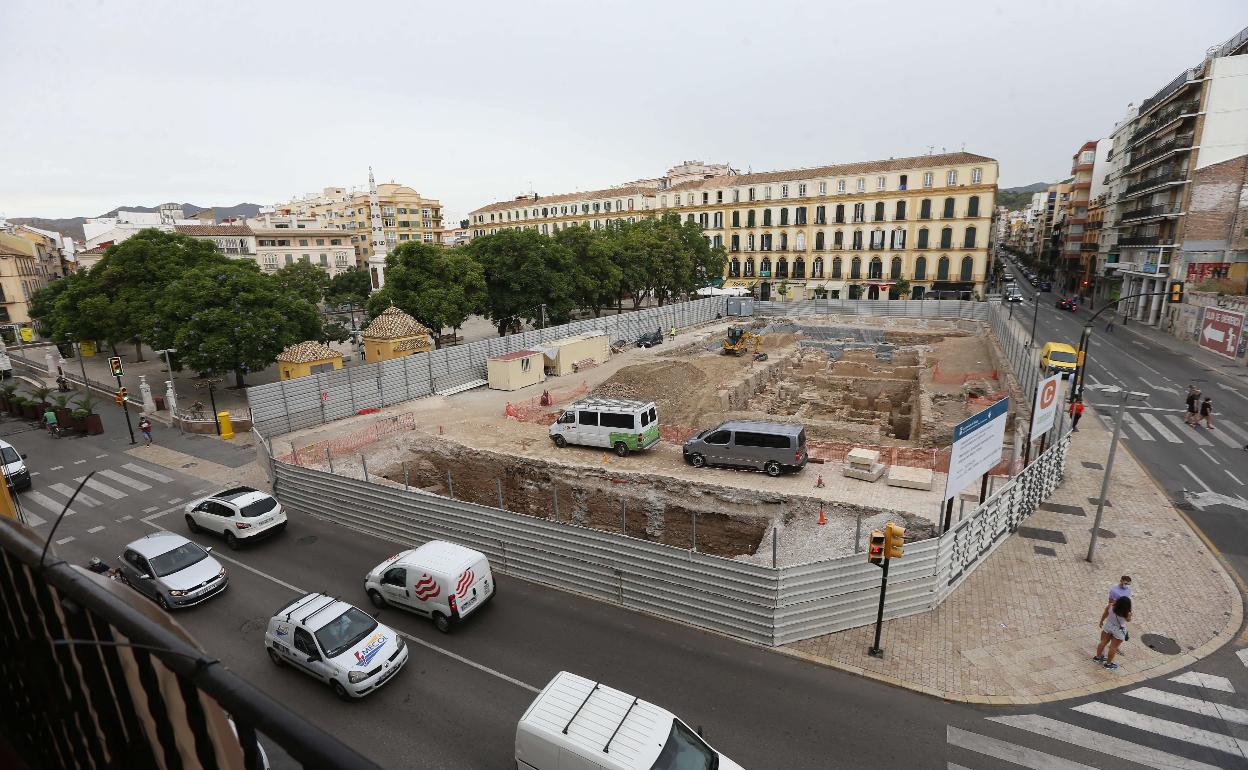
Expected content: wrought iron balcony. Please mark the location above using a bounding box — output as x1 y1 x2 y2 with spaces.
1118 235 1175 247
1125 133 1194 173
1123 170 1184 198
1120 203 1182 223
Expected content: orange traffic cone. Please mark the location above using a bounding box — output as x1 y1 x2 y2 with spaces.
817 505 827 525
602 454 610 465
815 474 825 488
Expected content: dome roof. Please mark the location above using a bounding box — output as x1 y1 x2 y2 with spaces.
362 305 432 340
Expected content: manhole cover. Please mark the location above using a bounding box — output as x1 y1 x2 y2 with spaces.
1090 528 1115 539
297 535 318 546
1141 634 1180 655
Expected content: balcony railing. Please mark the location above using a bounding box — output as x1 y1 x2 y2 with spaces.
1118 235 1175 247
1120 203 1182 223
1124 170 1184 198
1125 133 1194 172
1130 98 1201 146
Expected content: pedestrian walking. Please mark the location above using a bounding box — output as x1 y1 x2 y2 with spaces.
1094 595 1132 669
1199 397 1214 430
1099 576 1131 627
1105 316 1114 333
1069 396 1084 432
1184 387 1201 425
138 415 153 446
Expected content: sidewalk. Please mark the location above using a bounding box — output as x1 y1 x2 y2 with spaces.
780 400 1244 704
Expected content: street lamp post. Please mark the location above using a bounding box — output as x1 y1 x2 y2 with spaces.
1028 292 1041 348
1086 387 1149 562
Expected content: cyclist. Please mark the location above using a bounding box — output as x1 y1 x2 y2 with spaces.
43 406 59 436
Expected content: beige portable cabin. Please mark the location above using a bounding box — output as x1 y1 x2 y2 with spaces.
541 334 610 377
487 350 546 391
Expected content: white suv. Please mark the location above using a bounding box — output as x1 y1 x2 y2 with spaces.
184 486 287 549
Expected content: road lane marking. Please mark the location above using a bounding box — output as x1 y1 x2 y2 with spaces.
95 454 108 459
143 506 158 513
73 460 86 465
989 713 1220 770
1206 426 1242 450
121 463 175 483
1162 414 1211 446
1234 470 1248 486
136 515 541 695
25 490 78 518
1122 414 1153 441
49 483 100 507
49 465 63 471
1071 701 1248 757
946 725 1095 769
73 477 128 500
97 469 151 491
1237 649 1248 669
1219 422 1248 444
141 505 183 524
1137 360 1166 378
20 510 46 527
87 526 105 534
1126 686 1248 726
167 497 183 505
1180 465 1213 492
1198 447 1218 464
1170 671 1235 692
56 536 74 545
1141 413 1180 443
116 515 133 522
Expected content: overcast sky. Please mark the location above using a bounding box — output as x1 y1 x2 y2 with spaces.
2 0 1244 224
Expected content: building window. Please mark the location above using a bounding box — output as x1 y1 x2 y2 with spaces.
731 234 740 251
777 257 788 277
794 258 805 278
835 204 845 223
852 230 863 250
285 254 294 265
868 257 883 279
853 203 865 223
779 208 789 226
940 227 953 249
899 174 908 190
628 198 635 210
891 229 906 250
815 231 825 250
699 213 708 228
761 233 772 250
920 199 931 219
943 198 955 218
748 210 756 227
851 257 862 279
834 230 844 248
763 209 772 227
874 202 885 222
947 170 958 186
748 187 756 201
795 206 807 225
798 183 807 197
761 257 771 276
299 239 309 246
868 230 883 250
764 186 773 200
733 190 740 203
971 167 982 184
729 258 741 276
744 258 755 277
923 172 933 188
747 233 755 250
937 256 950 280
813 256 824 278
795 231 806 251
661 196 668 207
779 233 788 251
856 178 865 193
914 256 927 280
815 205 826 225
837 180 846 194
732 211 740 227
960 255 974 281
877 176 886 191
963 226 977 248
890 256 902 279
894 201 906 220
716 191 723 203
967 196 980 218
604 201 612 212
781 185 789 198
832 256 843 278
713 212 723 228
818 181 826 195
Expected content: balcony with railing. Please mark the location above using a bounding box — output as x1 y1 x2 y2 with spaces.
1123 169 1185 198
1130 98 1201 147
1120 203 1182 223
1125 133 1194 173
1118 235 1175 248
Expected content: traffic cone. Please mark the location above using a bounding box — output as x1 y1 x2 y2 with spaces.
815 474 825 488
817 505 827 525
602 454 610 465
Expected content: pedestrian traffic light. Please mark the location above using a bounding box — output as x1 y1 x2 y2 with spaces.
115 387 128 405
108 356 124 378
884 522 905 560
1169 281 1184 304
867 530 886 566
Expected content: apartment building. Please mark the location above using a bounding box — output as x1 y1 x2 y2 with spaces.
82 204 199 249
275 176 443 267
468 152 998 299
0 233 51 324
174 218 355 277
1056 141 1108 294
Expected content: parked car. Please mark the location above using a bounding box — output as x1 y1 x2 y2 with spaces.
118 531 228 610
1040 342 1079 378
1038 280 1052 292
1056 297 1079 311
550 398 660 456
364 541 495 633
635 329 664 348
516 671 745 770
184 486 287 549
0 440 30 492
265 593 408 700
683 420 807 477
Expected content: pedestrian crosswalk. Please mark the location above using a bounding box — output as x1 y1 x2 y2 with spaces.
948 656 1248 769
15 460 187 529
1096 409 1248 452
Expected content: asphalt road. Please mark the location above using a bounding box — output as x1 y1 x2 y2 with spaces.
999 256 1248 586
8 368 1248 768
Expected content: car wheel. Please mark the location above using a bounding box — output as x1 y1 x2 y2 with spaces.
367 589 386 609
331 680 351 701
157 594 171 611
224 531 239 550
433 612 452 634
690 453 706 468
614 442 630 458
553 435 567 448
267 647 283 667
185 514 200 534
764 461 782 477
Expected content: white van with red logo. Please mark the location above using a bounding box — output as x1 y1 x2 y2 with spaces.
363 541 495 633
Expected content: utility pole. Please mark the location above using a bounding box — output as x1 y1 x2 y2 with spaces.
1087 388 1148 562
110 359 136 445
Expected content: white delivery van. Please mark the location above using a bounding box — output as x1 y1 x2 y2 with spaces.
549 398 660 457
364 540 495 633
516 671 745 770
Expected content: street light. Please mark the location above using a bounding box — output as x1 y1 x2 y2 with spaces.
1084 385 1149 562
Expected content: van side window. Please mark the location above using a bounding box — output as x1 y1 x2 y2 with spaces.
578 411 599 426
558 412 575 424
705 430 730 445
293 628 317 656
735 432 765 447
648 407 656 423
796 429 806 447
640 410 650 427
600 412 634 430
382 567 406 587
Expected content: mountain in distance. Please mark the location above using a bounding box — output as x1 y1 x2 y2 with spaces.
9 202 264 242
996 183 1052 211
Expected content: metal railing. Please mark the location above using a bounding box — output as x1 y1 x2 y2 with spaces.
0 517 374 769
1125 133 1194 172
1120 203 1181 223
1124 170 1184 198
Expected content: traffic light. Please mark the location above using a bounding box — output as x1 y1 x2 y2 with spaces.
884 522 905 560
1169 281 1184 304
108 356 124 378
115 387 128 405
867 530 885 566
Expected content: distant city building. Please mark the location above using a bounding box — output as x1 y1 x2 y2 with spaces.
0 225 52 324
3 222 74 278
468 152 998 299
436 225 470 247
82 204 198 249
175 216 355 278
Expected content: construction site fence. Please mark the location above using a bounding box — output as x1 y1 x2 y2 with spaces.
248 297 730 437
260 426 1069 647
752 299 991 321
987 301 1044 414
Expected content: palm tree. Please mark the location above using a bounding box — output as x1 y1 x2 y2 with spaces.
75 395 101 415
26 385 54 407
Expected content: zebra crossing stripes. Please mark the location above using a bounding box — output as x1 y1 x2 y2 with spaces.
1170 671 1236 693
987 714 1221 770
1123 413 1154 441
48 482 101 507
1163 414 1213 446
1126 687 1248 726
1219 421 1248 445
97 468 151 491
74 477 127 500
1070 701 1248 757
20 463 180 527
1205 426 1243 450
1141 413 1181 442
121 463 174 484
947 725 1097 769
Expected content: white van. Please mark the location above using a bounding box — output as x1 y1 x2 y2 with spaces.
516 671 744 770
549 398 660 457
0 439 30 492
363 541 495 633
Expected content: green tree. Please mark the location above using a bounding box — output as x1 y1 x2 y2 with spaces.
273 261 330 306
326 266 372 307
468 230 576 336
365 242 485 345
553 225 622 317
151 260 322 389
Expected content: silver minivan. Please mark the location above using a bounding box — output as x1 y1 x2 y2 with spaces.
682 420 808 477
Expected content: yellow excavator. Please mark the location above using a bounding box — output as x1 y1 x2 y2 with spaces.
722 326 762 356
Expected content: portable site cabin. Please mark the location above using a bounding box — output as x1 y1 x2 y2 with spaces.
540 334 610 377
487 350 546 391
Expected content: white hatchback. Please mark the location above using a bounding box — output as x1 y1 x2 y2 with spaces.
184 486 287 549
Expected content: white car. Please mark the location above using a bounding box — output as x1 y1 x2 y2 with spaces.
184 486 287 549
264 593 409 700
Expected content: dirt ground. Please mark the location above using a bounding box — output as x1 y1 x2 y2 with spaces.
277 316 1016 565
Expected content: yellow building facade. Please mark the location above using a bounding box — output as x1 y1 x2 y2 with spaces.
0 232 51 324
468 152 998 299
275 341 343 381
361 306 434 362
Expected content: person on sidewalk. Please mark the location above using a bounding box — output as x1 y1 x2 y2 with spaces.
1099 576 1132 627
138 415 153 446
1095 595 1132 669
1199 397 1214 430
1069 397 1084 432
1105 316 1114 333
1184 387 1201 425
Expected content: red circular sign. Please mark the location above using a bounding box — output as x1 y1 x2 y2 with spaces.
1039 379 1057 409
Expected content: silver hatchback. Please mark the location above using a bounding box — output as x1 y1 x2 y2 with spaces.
118 531 228 610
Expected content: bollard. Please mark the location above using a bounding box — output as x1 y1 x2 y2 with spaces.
854 511 863 553
361 455 369 483
447 470 454 499
772 527 778 568
691 512 697 553
402 462 409 491
326 447 334 474
217 411 234 440
621 499 626 535
496 478 504 510
553 487 560 521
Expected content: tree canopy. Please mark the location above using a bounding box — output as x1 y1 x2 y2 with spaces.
365 242 485 344
325 266 371 307
273 261 331 306
466 229 577 336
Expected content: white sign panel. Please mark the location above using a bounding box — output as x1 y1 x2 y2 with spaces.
1030 374 1061 440
944 397 1009 502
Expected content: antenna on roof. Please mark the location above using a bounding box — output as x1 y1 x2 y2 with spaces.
961 142 966 151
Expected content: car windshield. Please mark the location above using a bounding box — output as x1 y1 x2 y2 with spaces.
239 497 278 518
314 608 378 658
148 542 209 577
650 719 718 770
0 446 19 465
1049 351 1077 363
